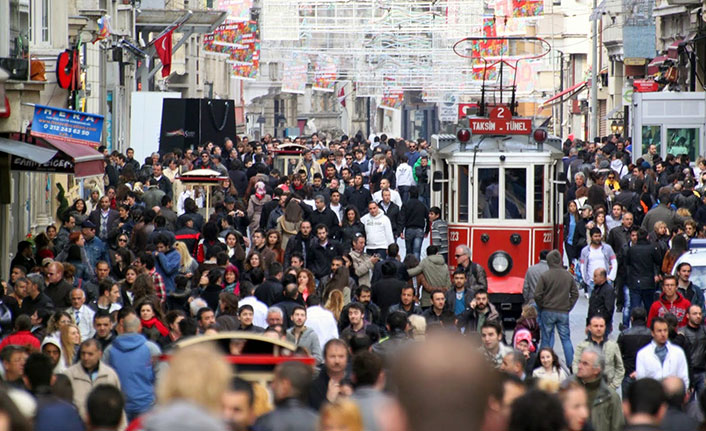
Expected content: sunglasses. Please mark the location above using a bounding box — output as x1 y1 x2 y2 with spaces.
455 254 463 257
118 238 127 242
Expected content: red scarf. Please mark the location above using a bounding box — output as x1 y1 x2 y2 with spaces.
255 192 265 200
141 317 169 337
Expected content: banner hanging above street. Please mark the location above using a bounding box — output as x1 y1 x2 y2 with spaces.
30 105 104 147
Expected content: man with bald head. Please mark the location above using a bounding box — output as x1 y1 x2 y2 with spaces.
68 288 95 340
45 262 72 308
661 376 699 431
104 313 157 421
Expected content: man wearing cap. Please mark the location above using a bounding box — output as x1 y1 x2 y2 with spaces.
81 220 111 268
579 227 618 297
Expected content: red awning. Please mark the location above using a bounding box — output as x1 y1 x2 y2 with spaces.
541 81 587 107
647 55 668 75
39 138 105 179
667 39 684 59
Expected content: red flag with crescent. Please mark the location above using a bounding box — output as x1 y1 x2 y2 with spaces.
338 87 346 108
155 31 173 78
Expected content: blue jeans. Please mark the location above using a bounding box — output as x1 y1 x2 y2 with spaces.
398 186 411 203
405 227 425 260
629 289 656 323
539 310 574 367
622 285 631 326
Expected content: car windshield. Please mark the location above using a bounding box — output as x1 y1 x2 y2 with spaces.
690 265 706 292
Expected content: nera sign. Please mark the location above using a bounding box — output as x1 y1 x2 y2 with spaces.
11 152 75 174
469 106 532 135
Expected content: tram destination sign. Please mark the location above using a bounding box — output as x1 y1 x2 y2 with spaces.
469 106 532 135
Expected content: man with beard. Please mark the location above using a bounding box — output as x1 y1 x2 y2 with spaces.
285 306 322 363
284 221 314 268
679 305 706 396
456 288 500 334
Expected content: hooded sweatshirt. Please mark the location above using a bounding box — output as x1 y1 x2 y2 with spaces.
40 337 65 374
534 250 579 313
647 291 691 328
360 211 394 250
105 333 155 414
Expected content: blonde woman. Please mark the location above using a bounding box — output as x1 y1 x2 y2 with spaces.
143 344 231 429
59 324 81 370
325 290 345 322
174 241 198 278
319 400 364 431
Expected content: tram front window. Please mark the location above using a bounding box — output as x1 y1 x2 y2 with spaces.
505 168 526 219
478 168 499 219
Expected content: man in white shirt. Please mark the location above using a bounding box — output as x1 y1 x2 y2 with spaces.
238 284 268 328
372 178 402 208
306 296 339 350
636 316 689 390
360 201 395 258
395 154 415 202
68 288 96 340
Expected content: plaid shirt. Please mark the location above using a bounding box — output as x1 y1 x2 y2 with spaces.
150 268 166 303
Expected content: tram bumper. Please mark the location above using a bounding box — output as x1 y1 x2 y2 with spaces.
487 275 525 325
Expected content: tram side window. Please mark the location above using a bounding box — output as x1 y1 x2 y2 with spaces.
478 168 499 219
534 165 545 223
505 168 526 219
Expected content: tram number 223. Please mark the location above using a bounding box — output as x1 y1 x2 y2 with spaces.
449 231 460 242
543 233 552 243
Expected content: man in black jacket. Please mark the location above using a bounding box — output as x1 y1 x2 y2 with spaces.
617 307 653 397
587 268 615 334
284 221 314 268
260 188 284 230
607 212 634 313
399 187 428 260
308 196 340 240
150 163 173 199
378 190 402 240
372 262 407 323
344 174 373 215
680 304 706 396
624 228 662 323
307 225 342 281
255 262 285 306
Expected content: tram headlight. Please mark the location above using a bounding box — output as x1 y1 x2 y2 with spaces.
488 251 513 276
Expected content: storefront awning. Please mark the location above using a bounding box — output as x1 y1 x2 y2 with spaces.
541 81 587 107
647 55 668 75
0 137 57 164
3 133 105 179
39 138 105 179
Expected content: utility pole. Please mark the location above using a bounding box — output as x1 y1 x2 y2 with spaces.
590 0 599 141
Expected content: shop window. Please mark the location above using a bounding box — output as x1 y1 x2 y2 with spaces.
666 128 699 162
642 125 661 156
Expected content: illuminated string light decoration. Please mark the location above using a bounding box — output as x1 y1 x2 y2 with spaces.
254 0 548 100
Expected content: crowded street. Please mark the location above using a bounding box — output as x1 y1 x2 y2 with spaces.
2 1 706 431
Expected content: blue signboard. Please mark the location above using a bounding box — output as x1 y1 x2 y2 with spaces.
30 104 104 147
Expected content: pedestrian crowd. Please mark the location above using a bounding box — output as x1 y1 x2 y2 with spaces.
0 131 704 431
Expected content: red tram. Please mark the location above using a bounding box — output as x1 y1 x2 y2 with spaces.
430 36 565 322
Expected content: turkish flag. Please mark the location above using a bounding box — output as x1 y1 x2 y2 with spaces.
155 31 173 78
338 87 346 108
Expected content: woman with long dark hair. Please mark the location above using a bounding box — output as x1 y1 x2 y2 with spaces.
563 200 586 263
340 206 365 252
